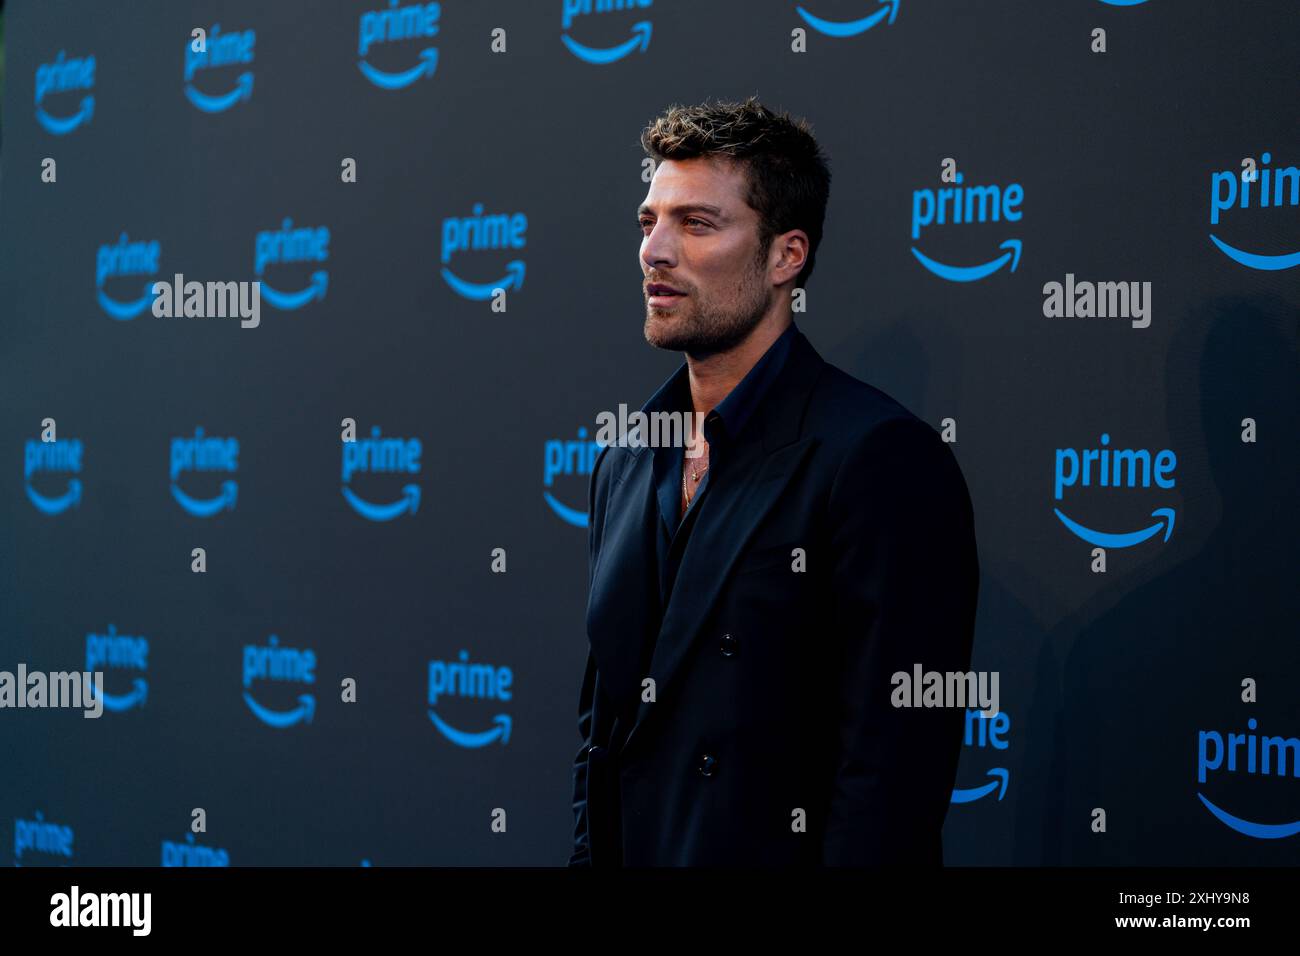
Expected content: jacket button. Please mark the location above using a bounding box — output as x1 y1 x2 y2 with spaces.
719 633 738 657
588 745 603 759
697 752 717 776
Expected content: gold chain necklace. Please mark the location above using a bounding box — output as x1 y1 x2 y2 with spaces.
682 462 709 508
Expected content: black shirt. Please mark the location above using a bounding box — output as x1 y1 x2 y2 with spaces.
645 322 798 628
606 322 798 757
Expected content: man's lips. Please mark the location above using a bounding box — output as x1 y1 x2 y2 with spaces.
647 283 687 306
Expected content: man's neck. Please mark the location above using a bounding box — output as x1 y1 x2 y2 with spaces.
684 313 792 418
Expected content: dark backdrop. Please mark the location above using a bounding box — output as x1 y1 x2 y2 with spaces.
1 0 1296 866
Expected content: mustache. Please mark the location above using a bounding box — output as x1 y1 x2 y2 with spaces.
644 279 689 293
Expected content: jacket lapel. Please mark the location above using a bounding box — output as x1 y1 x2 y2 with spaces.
621 331 825 756
585 445 661 719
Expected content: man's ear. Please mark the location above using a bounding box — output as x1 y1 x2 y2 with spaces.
777 230 809 282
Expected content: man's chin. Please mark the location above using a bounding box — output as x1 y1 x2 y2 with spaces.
644 315 753 357
643 314 692 351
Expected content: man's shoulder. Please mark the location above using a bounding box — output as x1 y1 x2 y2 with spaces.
807 360 972 517
589 440 637 490
805 359 938 450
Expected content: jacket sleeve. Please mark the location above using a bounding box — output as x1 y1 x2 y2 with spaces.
568 650 597 867
568 445 613 867
821 416 980 865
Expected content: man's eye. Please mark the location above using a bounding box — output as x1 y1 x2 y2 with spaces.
639 217 707 229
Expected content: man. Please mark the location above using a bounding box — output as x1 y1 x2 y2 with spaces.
569 97 979 867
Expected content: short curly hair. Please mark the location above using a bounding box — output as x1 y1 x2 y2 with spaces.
640 95 832 289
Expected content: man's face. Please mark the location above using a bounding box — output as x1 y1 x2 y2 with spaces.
638 156 772 357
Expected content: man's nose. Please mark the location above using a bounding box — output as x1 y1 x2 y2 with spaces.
641 224 676 270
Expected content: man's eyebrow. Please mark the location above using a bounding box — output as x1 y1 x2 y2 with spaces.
637 203 727 219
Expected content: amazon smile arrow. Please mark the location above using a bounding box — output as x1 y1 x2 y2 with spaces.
25 479 83 515
342 483 421 521
36 95 95 135
243 691 315 727
795 0 899 37
951 767 1010 804
440 260 526 300
1054 506 1175 548
184 72 254 112
561 21 652 64
912 239 1022 282
358 47 439 89
428 711 512 747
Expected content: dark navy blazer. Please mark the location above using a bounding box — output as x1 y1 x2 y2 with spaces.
569 328 979 866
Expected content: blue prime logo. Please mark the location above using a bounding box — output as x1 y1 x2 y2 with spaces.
97 232 162 320
254 218 330 310
911 173 1023 281
427 650 513 747
24 436 84 515
561 0 652 65
358 1 441 89
170 427 239 517
35 50 95 134
242 635 316 728
1209 152 1300 270
951 708 1010 804
342 426 422 521
1053 433 1176 548
14 812 74 866
1198 719 1300 839
184 24 255 112
86 625 149 713
543 427 601 527
440 203 527 300
794 0 899 38
162 833 230 867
